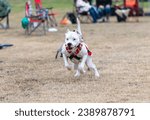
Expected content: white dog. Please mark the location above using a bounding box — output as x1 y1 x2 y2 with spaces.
61 18 100 77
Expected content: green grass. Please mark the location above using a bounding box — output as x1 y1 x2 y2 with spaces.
139 1 150 8
9 0 73 13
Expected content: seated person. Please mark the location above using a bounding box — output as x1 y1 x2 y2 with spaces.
115 8 130 22
96 0 112 21
76 0 101 23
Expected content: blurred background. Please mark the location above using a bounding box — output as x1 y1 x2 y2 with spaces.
9 0 150 14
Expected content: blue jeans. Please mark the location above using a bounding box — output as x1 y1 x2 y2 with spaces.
97 8 104 19
98 6 111 21
103 6 111 16
89 7 99 23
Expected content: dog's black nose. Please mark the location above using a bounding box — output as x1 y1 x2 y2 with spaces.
67 43 72 46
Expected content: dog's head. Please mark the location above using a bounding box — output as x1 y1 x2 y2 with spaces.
65 30 82 50
64 18 83 50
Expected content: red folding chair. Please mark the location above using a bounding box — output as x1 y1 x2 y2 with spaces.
24 1 46 35
34 0 57 27
34 0 42 9
124 0 139 16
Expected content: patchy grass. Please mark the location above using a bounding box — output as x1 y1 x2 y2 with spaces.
9 0 73 13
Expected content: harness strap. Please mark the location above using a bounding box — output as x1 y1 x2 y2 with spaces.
66 43 92 61
85 45 92 56
69 54 81 60
75 43 82 55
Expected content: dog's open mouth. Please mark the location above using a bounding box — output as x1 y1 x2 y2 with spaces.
68 46 73 50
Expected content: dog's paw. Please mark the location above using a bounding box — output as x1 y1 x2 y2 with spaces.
95 72 100 78
74 70 81 77
74 71 80 77
78 65 86 74
65 64 72 70
78 64 84 71
80 69 86 74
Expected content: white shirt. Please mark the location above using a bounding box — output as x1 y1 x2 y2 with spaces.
76 0 91 13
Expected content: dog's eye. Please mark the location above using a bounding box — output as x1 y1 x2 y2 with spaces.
66 38 69 41
73 38 76 41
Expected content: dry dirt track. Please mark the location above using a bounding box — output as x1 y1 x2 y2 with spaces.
0 15 150 102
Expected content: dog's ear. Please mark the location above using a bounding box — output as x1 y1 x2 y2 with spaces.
73 29 80 35
73 29 79 34
73 29 83 42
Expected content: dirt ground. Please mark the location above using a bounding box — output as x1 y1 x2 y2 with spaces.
0 14 150 102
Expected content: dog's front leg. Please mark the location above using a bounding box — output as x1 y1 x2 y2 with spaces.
78 55 87 73
63 54 72 70
74 64 80 77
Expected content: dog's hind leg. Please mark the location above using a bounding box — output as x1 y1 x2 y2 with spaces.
74 63 78 70
86 57 100 77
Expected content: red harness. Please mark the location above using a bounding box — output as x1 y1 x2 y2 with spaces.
66 43 92 61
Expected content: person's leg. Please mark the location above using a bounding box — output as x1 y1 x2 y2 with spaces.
115 9 127 22
104 5 111 21
97 8 104 19
89 7 98 23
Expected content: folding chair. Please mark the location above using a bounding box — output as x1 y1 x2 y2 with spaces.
114 0 141 22
0 13 10 29
73 0 92 23
124 0 139 16
24 1 46 35
34 0 57 28
0 0 11 29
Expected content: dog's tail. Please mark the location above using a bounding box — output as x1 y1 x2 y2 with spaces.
77 18 82 36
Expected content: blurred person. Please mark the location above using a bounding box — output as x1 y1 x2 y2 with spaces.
27 0 33 16
115 8 130 22
96 0 112 7
96 0 112 21
76 0 103 23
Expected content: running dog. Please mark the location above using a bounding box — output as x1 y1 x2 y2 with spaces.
61 18 100 77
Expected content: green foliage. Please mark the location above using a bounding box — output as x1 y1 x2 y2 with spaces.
0 0 11 17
